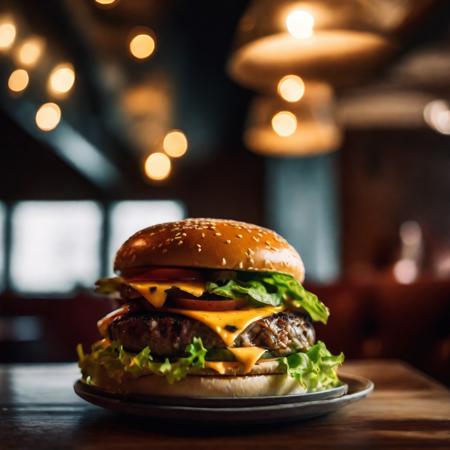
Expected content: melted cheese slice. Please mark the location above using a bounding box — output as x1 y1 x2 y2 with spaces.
205 361 241 375
126 280 205 308
167 306 283 346
205 347 266 374
229 347 266 373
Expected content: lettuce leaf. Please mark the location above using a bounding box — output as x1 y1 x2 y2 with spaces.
78 339 343 392
207 279 281 306
77 337 207 385
206 272 329 324
278 341 344 391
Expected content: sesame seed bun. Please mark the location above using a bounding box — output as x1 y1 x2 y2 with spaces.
114 218 304 282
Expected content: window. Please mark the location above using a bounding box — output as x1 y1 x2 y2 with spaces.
10 201 102 293
108 200 185 270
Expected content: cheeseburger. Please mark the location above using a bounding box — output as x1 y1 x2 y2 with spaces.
77 218 343 397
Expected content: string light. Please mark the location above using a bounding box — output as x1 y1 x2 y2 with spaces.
277 75 305 102
8 69 29 93
48 63 75 95
271 111 297 136
285 9 314 39
129 32 155 59
163 130 188 158
16 36 44 68
35 103 61 131
144 152 171 180
0 18 16 50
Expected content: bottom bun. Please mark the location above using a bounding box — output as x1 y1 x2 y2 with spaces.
90 368 305 397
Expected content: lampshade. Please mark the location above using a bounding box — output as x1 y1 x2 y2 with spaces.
390 42 450 91
244 81 342 156
228 0 399 90
337 86 437 128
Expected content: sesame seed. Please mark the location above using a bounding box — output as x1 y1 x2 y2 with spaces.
182 232 187 237
237 234 243 238
252 236 260 242
215 232 222 236
222 257 227 266
178 240 183 245
201 233 206 238
238 262 244 269
225 239 231 244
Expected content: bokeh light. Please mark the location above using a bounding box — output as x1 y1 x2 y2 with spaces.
95 0 118 4
285 9 314 39
35 103 61 131
423 100 450 135
271 111 297 136
393 259 418 284
0 19 16 50
16 36 44 67
48 63 75 95
8 69 29 93
163 130 188 158
129 32 155 60
144 152 171 180
277 75 305 102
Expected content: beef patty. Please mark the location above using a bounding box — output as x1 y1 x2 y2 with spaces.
108 310 315 357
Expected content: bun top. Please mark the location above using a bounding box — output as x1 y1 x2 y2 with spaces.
114 218 304 282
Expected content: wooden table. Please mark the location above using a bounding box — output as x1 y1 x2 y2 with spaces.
0 360 449 449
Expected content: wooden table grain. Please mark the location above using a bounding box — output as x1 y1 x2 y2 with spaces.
0 360 449 450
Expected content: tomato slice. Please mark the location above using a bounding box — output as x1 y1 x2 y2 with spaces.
171 297 247 311
124 267 203 282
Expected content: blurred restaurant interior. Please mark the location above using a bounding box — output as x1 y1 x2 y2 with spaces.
0 0 449 386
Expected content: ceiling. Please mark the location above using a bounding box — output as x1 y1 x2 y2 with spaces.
1 0 450 194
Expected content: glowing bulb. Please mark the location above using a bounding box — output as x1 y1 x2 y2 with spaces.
0 19 16 50
424 100 450 135
95 0 117 4
35 103 61 131
271 111 297 137
144 152 171 180
48 63 75 95
393 259 418 284
285 9 314 39
16 36 44 67
8 69 29 93
277 75 305 102
129 32 155 59
163 130 188 158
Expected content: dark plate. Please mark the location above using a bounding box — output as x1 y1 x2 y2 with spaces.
74 381 348 407
74 373 373 424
